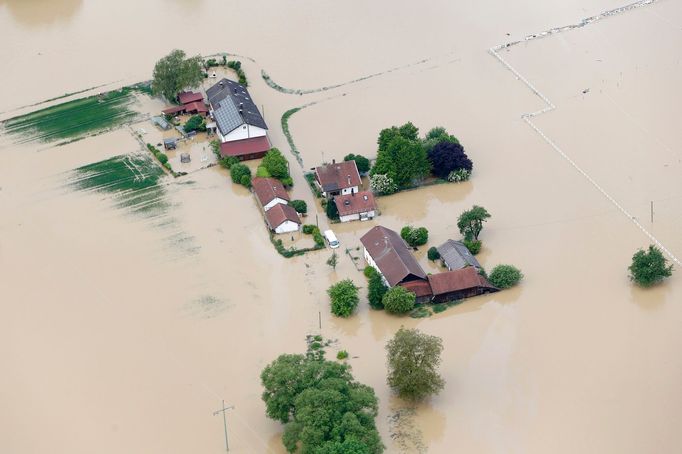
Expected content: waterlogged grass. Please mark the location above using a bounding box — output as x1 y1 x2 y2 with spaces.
2 85 148 144
70 154 168 215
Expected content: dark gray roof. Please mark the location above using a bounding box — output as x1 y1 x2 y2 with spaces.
437 240 481 270
207 79 267 136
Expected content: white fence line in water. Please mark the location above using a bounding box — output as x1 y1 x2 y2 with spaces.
488 0 680 266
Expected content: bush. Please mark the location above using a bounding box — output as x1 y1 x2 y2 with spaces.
336 350 349 360
302 224 316 234
463 239 481 255
327 279 359 318
427 141 473 179
157 153 169 164
163 162 173 171
427 247 440 261
628 245 674 287
313 231 325 247
400 226 428 247
262 148 289 180
368 272 388 310
184 115 206 133
447 168 471 182
382 286 416 314
240 174 252 188
289 199 307 214
488 264 523 289
364 266 377 278
219 156 239 169
255 166 271 178
370 174 397 195
280 176 294 187
343 153 370 173
230 163 251 185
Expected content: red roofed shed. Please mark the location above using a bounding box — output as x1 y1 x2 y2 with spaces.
220 136 271 161
427 268 498 303
178 91 204 104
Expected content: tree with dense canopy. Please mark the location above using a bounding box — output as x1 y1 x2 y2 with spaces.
427 141 473 179
344 153 371 174
386 328 445 401
628 245 673 287
289 199 307 214
262 148 290 180
400 226 429 247
367 271 388 310
183 115 206 133
326 198 340 220
261 353 384 454
457 205 491 241
488 264 523 289
229 163 251 187
427 246 440 261
421 126 460 155
152 49 204 102
371 123 431 189
382 286 416 315
328 279 360 317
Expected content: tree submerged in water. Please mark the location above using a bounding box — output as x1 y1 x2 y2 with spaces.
152 49 204 102
628 245 673 287
261 352 384 453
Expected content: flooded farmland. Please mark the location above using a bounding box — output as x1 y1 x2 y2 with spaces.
1 0 681 453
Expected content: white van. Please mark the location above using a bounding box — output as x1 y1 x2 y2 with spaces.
323 229 340 249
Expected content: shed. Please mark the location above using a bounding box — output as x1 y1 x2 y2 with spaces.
219 136 271 161
163 138 177 150
437 240 481 271
151 116 171 130
399 280 433 304
427 268 498 303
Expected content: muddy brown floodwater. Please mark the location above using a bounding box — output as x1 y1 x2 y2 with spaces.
1 0 681 453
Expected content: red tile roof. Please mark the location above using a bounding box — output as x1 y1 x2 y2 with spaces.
427 268 496 296
178 91 204 104
265 203 301 230
184 101 208 113
220 136 271 158
315 160 361 192
399 280 433 298
360 226 426 287
335 191 377 217
162 105 185 115
252 178 290 207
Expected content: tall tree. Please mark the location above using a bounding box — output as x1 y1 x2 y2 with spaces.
457 205 491 241
367 272 388 310
261 353 384 453
382 286 415 315
328 279 360 317
152 49 203 102
386 328 445 401
628 245 673 287
422 126 459 155
427 141 473 179
371 136 430 188
344 153 371 174
262 148 290 180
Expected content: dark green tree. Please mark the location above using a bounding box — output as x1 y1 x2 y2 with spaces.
326 198 339 220
628 245 673 287
344 153 371 173
427 247 440 261
230 163 251 186
152 49 204 102
289 199 307 214
400 226 429 247
367 273 388 310
382 286 416 315
328 279 360 317
372 137 430 188
184 115 206 133
457 205 491 241
386 328 445 401
422 126 459 155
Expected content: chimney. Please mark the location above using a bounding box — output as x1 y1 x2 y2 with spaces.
332 158 336 164
219 81 224 88
352 188 355 196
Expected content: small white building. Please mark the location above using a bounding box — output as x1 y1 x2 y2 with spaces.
314 160 362 198
265 203 301 234
252 177 289 212
335 190 378 223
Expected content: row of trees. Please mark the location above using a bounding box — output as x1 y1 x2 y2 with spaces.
369 122 473 195
261 328 445 452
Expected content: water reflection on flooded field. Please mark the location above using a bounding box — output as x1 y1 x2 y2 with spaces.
1 0 681 453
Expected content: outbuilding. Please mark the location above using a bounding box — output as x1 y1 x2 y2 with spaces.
427 267 498 303
437 239 481 271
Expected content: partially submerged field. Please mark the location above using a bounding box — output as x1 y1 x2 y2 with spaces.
2 1 681 454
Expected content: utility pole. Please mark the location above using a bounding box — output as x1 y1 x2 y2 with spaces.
651 201 654 223
213 400 235 452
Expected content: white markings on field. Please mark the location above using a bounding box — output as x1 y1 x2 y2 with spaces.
488 0 680 266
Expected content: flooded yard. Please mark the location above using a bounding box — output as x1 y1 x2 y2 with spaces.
1 0 681 453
